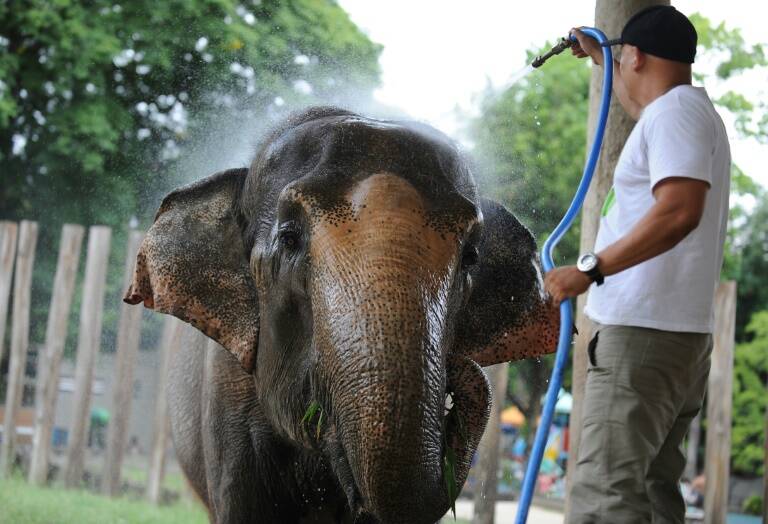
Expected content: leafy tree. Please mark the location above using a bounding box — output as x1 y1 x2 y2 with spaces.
0 0 381 356
732 311 768 475
691 13 768 142
725 184 768 341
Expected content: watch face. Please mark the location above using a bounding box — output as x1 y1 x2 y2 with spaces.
577 253 598 272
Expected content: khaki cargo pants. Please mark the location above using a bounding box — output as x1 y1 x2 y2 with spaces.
568 324 712 524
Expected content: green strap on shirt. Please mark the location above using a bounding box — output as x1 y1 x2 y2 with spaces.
601 186 616 217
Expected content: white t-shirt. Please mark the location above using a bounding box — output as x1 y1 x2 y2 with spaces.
584 85 731 333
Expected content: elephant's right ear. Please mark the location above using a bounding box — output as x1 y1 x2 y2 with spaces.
454 198 559 367
124 168 259 372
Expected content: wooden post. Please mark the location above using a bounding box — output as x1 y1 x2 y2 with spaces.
63 226 111 488
564 1 669 516
102 230 144 496
0 221 19 366
704 281 736 524
28 225 85 486
472 362 509 524
0 220 38 478
146 316 184 504
684 411 702 481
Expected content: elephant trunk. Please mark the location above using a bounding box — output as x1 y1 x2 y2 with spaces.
307 173 467 523
312 257 451 523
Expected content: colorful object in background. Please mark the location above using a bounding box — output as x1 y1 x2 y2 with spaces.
501 405 525 427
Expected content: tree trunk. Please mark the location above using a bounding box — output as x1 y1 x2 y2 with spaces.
565 0 669 517
472 362 509 524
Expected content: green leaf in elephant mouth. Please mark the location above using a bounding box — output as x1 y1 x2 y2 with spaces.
443 445 458 520
302 400 324 440
443 393 465 520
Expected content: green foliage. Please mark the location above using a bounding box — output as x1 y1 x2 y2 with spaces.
442 444 458 520
742 494 764 516
302 399 323 439
732 311 768 475
726 189 768 341
442 400 464 519
690 13 768 142
0 0 381 354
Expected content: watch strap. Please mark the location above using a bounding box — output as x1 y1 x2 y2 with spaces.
585 265 604 286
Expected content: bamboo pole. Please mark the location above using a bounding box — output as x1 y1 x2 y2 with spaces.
704 281 736 524
28 224 85 485
102 230 144 496
0 221 19 366
63 226 111 488
146 316 184 504
472 362 509 524
0 220 38 478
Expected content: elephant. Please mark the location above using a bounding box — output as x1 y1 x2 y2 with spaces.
124 106 559 523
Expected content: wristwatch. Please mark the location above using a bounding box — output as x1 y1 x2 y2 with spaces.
577 252 604 286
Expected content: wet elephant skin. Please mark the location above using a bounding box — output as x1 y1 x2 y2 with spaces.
124 106 559 523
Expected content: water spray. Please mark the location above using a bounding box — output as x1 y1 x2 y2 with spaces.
514 27 613 524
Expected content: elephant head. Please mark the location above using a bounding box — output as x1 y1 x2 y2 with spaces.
125 106 558 523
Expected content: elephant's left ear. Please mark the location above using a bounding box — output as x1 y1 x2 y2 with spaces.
124 168 259 372
454 198 559 367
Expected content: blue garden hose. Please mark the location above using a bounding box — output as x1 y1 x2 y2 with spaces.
514 27 613 523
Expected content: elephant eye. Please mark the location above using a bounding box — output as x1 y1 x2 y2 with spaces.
278 222 302 251
461 244 479 270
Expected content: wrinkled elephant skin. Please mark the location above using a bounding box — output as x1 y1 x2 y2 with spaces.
124 107 559 523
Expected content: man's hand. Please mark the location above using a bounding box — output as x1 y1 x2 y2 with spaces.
544 265 592 305
570 28 603 66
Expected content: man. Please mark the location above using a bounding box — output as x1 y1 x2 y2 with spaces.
543 6 730 523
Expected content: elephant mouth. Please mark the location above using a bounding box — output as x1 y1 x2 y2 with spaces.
322 355 489 524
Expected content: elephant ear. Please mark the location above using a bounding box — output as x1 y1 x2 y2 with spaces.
124 168 259 372
455 198 559 367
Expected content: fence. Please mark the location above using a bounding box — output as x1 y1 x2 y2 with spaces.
0 220 182 502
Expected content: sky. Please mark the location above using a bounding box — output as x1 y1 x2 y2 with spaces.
338 0 768 189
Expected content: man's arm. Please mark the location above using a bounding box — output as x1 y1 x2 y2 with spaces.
570 29 642 120
544 177 708 304
596 177 708 274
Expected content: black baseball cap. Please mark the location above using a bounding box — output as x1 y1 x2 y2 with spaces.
603 5 697 64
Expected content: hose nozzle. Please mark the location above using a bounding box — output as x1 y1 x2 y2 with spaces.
531 36 574 68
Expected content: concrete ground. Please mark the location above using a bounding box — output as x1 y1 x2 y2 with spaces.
448 499 564 523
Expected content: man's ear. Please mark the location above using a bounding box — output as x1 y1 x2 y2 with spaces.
454 198 559 367
124 168 259 372
628 45 644 71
